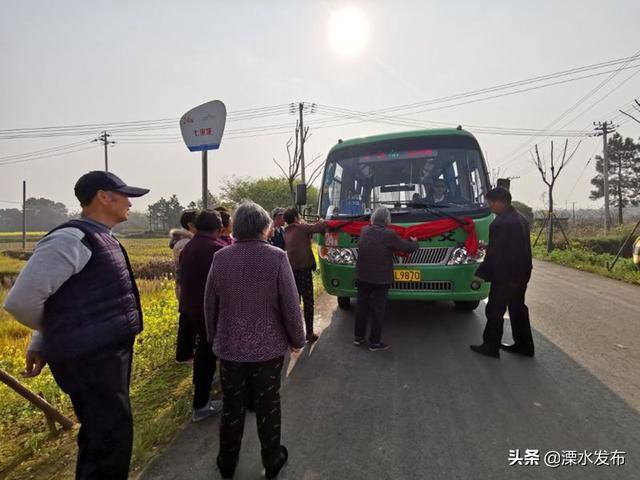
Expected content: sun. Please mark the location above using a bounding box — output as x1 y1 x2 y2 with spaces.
328 5 369 57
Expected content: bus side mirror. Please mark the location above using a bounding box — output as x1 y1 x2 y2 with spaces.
296 183 307 206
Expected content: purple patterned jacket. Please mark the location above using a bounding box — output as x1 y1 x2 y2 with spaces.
204 240 305 362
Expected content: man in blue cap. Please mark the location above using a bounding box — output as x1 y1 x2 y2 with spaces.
3 171 149 480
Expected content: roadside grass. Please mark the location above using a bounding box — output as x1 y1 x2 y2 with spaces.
0 280 193 480
532 245 640 286
0 255 26 277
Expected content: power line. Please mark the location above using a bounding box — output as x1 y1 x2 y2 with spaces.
0 144 100 167
495 50 640 169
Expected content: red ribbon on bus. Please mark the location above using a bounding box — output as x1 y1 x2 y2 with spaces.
326 218 479 255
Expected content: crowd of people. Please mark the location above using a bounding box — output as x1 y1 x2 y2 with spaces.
2 170 534 479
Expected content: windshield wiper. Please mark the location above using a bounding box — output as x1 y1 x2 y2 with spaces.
331 210 411 220
405 202 466 226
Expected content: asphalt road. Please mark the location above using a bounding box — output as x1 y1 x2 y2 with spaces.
139 260 640 480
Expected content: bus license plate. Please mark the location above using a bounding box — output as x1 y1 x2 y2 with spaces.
394 270 421 282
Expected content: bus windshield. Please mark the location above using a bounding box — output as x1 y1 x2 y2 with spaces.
320 139 490 219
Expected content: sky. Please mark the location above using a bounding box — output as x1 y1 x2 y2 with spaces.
1 0 639 213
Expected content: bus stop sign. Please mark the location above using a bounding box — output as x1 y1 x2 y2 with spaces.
180 100 226 152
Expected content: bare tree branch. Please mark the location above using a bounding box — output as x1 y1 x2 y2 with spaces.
273 158 289 178
307 162 325 186
533 144 551 187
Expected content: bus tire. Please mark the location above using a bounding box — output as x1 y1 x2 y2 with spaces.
454 300 480 311
338 297 351 309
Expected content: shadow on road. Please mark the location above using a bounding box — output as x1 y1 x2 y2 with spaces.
140 297 640 480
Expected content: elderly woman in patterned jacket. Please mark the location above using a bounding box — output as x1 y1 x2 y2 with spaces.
205 201 305 479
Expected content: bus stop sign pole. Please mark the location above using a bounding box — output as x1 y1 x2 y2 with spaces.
179 100 227 209
202 150 208 209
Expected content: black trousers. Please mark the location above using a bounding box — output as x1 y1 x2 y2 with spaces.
175 311 196 362
217 357 284 470
185 312 218 409
355 281 389 344
483 282 534 351
48 340 134 480
293 269 315 336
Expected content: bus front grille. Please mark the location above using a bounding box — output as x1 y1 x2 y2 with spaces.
392 247 451 265
390 281 453 291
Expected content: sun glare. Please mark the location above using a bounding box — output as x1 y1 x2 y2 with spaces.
328 5 369 57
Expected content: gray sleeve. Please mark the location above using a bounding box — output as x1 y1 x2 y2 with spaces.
2 228 92 342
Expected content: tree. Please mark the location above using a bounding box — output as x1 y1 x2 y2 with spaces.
187 190 225 210
532 140 580 252
589 133 640 225
146 195 185 232
0 208 23 231
219 176 319 214
273 121 324 205
512 201 534 225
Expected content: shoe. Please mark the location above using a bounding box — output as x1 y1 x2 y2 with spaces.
353 336 365 346
175 357 194 365
217 456 236 479
192 399 223 422
500 343 535 357
264 445 288 479
368 342 391 352
306 333 319 344
470 344 500 358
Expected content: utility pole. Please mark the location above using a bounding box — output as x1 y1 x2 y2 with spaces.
22 181 26 251
299 103 306 184
290 102 317 185
593 121 615 232
93 131 116 172
570 201 578 225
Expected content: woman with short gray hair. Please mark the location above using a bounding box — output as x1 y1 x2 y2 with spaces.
370 206 391 226
204 201 305 479
354 206 419 351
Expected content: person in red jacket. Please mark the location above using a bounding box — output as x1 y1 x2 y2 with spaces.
178 209 225 421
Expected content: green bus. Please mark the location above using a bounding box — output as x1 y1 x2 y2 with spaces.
317 128 492 311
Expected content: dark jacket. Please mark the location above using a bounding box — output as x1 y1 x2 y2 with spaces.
356 224 419 285
204 240 305 362
42 220 142 361
285 221 327 271
179 232 223 314
270 226 286 250
475 206 532 285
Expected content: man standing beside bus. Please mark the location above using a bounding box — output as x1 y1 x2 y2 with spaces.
470 187 534 358
283 208 326 343
3 171 149 479
354 206 419 351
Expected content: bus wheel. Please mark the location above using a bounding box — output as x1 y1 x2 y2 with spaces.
454 300 480 311
338 297 351 309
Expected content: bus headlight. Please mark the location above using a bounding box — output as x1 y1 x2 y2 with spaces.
319 247 356 265
447 245 486 265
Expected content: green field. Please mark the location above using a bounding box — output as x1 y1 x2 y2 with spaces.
0 234 174 278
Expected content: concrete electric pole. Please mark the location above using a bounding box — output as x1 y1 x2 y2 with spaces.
593 121 616 233
93 131 116 172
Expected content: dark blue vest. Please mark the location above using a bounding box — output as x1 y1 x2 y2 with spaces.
42 219 143 361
